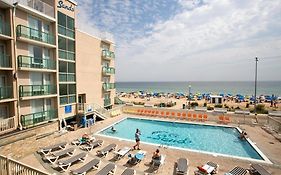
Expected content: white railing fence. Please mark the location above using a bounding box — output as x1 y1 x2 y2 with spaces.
17 0 54 18
0 154 50 175
0 116 17 135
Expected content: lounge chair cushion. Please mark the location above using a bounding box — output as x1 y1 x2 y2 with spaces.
226 166 247 175
71 158 100 175
250 164 271 175
177 158 188 174
121 168 135 175
96 163 116 175
58 152 87 165
97 143 116 156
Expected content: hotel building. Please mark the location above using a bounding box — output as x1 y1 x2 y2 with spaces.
0 0 116 135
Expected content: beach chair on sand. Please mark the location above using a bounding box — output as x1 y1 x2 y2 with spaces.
71 158 101 175
113 147 131 160
121 168 136 175
44 147 75 164
249 164 271 175
224 166 247 175
96 143 117 157
56 152 87 172
194 161 219 175
80 140 104 151
38 142 67 156
96 163 117 175
175 158 189 175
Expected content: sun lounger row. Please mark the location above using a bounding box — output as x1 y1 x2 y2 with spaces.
124 108 209 121
218 115 231 124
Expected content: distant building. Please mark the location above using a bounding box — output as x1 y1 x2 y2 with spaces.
210 95 223 104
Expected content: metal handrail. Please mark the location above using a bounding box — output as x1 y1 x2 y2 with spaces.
18 55 56 70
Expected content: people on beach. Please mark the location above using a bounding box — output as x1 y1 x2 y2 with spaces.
111 126 116 132
133 128 141 150
239 131 247 140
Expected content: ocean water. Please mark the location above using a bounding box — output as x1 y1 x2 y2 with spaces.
99 118 263 160
116 81 281 96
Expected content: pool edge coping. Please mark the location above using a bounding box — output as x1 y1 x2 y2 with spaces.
95 116 272 164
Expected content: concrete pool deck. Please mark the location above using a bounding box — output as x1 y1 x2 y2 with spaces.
1 114 281 175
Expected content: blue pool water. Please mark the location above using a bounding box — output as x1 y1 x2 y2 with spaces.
98 118 263 160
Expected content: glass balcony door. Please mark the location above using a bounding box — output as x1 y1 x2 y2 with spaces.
0 75 7 99
28 16 42 40
0 14 3 34
0 105 8 119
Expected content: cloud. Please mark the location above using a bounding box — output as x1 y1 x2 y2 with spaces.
77 0 281 81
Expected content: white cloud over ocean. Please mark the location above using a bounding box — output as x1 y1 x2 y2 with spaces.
77 0 281 81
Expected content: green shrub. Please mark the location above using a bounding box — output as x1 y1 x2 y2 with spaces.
203 102 207 107
214 104 223 108
207 106 214 110
224 104 229 108
246 103 249 108
191 102 199 107
235 106 240 109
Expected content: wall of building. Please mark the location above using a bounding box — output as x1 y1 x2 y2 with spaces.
76 30 103 106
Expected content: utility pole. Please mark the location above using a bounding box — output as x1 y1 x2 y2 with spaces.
189 85 191 109
254 57 258 116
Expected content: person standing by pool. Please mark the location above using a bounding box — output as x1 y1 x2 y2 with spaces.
133 128 141 150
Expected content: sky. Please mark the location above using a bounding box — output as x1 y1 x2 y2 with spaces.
77 0 281 82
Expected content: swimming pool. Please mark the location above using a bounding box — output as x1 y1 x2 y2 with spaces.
98 118 268 161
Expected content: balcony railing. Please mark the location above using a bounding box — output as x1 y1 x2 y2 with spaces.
16 25 55 45
0 86 13 100
59 50 75 61
19 85 56 97
19 0 54 18
0 116 16 135
59 73 75 82
18 55 56 70
21 109 57 128
102 66 115 75
103 83 115 91
0 20 11 36
104 98 111 107
102 50 115 59
0 53 12 68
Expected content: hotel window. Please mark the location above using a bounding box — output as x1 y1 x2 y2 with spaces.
58 12 75 39
59 84 76 104
58 36 75 61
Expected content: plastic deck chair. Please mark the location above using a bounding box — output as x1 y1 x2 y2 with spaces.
182 113 187 120
218 115 224 123
187 113 192 120
224 116 230 124
203 114 208 122
193 114 197 121
198 114 203 122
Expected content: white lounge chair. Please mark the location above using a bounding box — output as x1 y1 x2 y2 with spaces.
224 166 247 175
72 136 95 146
195 161 219 175
80 140 104 151
96 163 117 175
176 158 189 175
71 158 101 175
38 142 67 156
56 152 87 172
96 143 117 157
113 147 131 160
44 147 75 164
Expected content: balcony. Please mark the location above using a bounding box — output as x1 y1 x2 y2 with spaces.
59 73 75 82
104 98 111 107
0 53 12 69
19 85 56 98
102 66 115 75
103 83 115 91
21 109 57 128
0 116 17 135
16 0 55 20
18 55 56 71
0 20 11 38
102 50 115 60
16 25 55 47
0 86 13 100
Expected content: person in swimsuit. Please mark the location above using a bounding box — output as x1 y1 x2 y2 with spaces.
133 128 141 150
